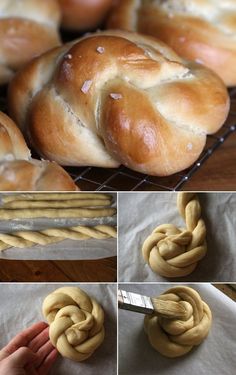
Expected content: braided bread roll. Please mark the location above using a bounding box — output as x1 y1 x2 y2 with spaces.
8 30 229 176
108 0 236 87
0 110 30 161
144 286 212 358
142 193 207 278
58 0 114 31
0 0 61 85
0 159 79 191
42 287 105 362
0 111 78 191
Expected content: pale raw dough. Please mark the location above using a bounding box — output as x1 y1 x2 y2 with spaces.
0 225 117 251
144 286 212 358
142 192 207 277
42 287 105 362
3 199 112 209
2 193 111 203
0 207 116 219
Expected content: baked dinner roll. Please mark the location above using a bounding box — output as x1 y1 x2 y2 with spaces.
0 111 78 191
8 30 229 176
0 111 30 161
0 0 61 85
108 0 236 87
42 287 105 362
0 159 78 191
58 0 114 31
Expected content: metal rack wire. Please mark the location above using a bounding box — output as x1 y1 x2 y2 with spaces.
1 89 235 191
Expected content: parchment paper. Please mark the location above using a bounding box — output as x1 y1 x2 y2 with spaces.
0 283 117 375
118 193 236 282
118 283 236 375
0 193 117 260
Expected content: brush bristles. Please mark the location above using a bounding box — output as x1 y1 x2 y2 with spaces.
151 298 189 319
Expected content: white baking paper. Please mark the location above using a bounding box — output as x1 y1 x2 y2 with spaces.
0 283 117 375
118 283 236 375
0 193 117 260
118 192 236 282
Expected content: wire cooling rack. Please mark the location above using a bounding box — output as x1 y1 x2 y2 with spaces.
0 88 235 191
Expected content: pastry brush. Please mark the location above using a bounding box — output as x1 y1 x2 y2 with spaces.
118 289 188 319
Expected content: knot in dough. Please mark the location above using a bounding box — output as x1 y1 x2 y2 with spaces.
142 192 207 277
42 287 105 362
8 30 229 176
144 286 212 358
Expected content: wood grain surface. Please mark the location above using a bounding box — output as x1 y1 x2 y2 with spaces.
0 257 117 282
183 132 236 191
213 284 236 302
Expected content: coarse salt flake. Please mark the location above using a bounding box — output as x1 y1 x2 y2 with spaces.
195 58 203 64
65 54 72 59
187 143 193 151
81 80 93 94
110 93 123 100
97 46 105 54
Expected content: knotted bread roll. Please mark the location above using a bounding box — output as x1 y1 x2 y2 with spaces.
0 111 78 191
8 30 229 176
142 193 207 277
0 0 61 85
144 286 212 358
58 0 114 31
42 287 105 362
108 0 236 86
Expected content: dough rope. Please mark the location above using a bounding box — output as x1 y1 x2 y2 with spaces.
2 193 111 203
0 225 117 251
142 193 207 277
0 207 116 220
3 199 112 209
42 287 105 362
144 286 212 358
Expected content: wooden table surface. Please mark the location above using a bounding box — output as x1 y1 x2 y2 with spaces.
213 284 236 302
183 131 236 191
0 257 117 282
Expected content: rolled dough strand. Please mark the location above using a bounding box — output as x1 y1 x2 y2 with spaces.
0 232 61 250
0 207 116 220
0 225 117 251
62 225 117 239
3 199 112 209
0 243 11 251
2 193 112 203
41 226 117 239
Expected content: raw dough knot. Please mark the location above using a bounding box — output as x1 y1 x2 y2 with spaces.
142 193 207 277
144 286 212 357
42 287 105 362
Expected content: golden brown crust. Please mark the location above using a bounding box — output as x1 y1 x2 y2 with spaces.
58 0 114 31
0 111 30 161
108 0 236 86
8 30 229 176
0 0 61 85
0 111 78 191
0 160 78 191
